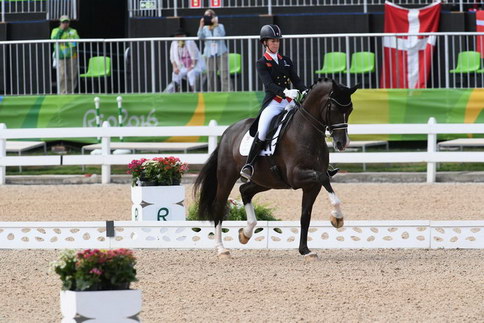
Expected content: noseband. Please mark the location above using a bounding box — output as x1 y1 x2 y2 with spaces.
298 91 351 137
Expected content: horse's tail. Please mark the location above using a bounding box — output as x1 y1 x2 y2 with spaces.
193 146 219 222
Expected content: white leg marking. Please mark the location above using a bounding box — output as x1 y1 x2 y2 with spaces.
243 203 257 238
328 192 344 219
215 223 228 254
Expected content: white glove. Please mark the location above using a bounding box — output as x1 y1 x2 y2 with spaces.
283 88 300 100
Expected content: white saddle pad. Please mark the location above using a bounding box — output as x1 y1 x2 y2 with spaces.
239 110 293 157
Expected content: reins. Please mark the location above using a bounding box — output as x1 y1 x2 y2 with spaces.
298 90 350 137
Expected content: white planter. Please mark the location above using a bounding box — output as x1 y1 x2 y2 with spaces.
60 289 142 323
131 185 185 221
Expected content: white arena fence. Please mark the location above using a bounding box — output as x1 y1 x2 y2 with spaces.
4 32 484 95
0 0 77 23
0 220 482 249
128 0 478 16
1 117 484 184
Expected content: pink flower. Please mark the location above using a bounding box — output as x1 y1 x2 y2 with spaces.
89 268 102 275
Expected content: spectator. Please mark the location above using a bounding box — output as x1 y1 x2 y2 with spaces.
51 15 79 94
168 29 205 92
197 9 231 92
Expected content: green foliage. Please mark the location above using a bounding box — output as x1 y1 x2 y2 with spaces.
51 249 137 291
187 198 279 222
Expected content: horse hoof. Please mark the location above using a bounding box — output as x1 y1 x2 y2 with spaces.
217 251 232 259
330 216 344 228
304 253 319 262
238 228 251 244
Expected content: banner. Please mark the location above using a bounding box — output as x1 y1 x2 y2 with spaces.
381 1 441 89
189 0 202 8
1 90 483 142
476 11 484 58
211 0 222 7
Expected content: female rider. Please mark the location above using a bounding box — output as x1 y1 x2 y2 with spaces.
240 24 307 182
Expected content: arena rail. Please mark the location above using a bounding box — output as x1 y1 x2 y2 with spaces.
4 32 484 95
0 220 482 249
1 117 484 185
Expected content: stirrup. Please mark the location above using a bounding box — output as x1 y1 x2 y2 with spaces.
240 165 254 182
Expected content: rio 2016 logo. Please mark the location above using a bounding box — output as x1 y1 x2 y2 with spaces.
157 208 169 221
83 108 159 128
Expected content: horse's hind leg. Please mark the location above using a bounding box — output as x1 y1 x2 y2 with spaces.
321 175 344 228
238 182 270 244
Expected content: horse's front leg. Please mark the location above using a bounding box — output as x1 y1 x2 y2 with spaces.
320 173 344 228
300 186 322 260
292 169 323 260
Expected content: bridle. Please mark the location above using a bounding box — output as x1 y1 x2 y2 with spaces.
298 90 351 138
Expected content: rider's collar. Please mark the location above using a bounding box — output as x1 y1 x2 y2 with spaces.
264 52 283 62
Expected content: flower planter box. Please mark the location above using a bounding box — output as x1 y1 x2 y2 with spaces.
131 185 185 221
60 289 142 322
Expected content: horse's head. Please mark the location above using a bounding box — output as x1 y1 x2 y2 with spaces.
325 79 358 151
299 78 358 151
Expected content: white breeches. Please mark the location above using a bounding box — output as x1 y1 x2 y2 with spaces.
257 98 292 141
172 67 201 87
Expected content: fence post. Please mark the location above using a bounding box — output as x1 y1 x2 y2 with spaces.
101 121 111 184
363 0 367 13
73 0 78 20
345 36 350 86
0 123 6 185
444 34 449 89
248 40 253 92
151 40 156 93
208 120 218 154
116 96 124 141
173 0 177 17
2 0 6 23
427 117 437 183
267 0 272 15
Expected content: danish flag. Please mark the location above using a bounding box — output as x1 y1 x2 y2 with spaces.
381 1 441 88
476 11 484 58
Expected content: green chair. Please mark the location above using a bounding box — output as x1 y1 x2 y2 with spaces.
315 52 347 74
450 51 480 73
218 53 241 76
228 53 241 75
349 51 375 74
80 56 111 78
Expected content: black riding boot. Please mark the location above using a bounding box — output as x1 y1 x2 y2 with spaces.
240 137 265 182
327 167 340 178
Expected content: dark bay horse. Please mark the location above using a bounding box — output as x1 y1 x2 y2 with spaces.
194 78 358 260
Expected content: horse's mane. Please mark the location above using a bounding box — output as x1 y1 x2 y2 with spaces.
301 78 331 105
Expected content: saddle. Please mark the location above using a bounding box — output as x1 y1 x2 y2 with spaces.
239 106 297 157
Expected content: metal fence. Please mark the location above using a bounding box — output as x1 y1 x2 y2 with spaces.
1 0 77 22
128 0 480 16
3 32 484 95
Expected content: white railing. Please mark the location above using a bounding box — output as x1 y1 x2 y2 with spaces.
0 0 77 22
1 220 483 249
1 118 484 185
127 0 476 16
3 32 484 95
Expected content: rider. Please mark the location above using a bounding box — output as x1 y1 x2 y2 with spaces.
240 24 307 182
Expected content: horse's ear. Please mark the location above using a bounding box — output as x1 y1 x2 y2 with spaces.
331 79 341 92
349 84 359 95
